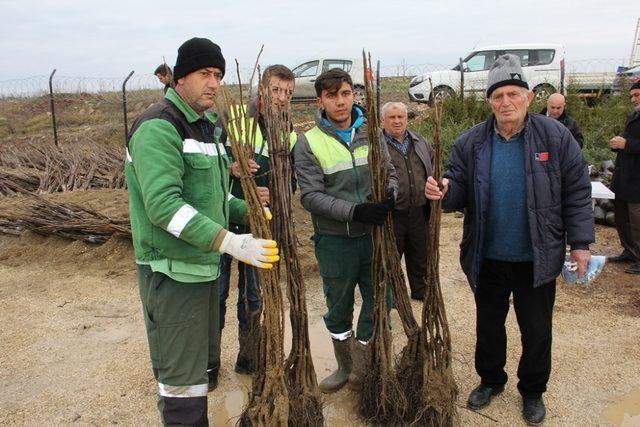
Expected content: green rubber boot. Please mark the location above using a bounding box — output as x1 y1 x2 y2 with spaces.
318 337 353 393
348 339 369 391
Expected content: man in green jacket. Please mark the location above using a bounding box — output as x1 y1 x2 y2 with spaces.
294 68 397 393
125 37 279 426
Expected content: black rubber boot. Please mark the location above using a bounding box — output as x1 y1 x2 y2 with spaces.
318 337 352 394
235 329 254 375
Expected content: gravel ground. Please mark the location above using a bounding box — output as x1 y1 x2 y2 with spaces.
0 189 639 426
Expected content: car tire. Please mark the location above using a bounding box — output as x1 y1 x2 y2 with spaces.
429 86 455 105
353 85 366 108
533 84 555 101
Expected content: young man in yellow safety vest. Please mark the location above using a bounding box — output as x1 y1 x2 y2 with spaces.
294 68 397 393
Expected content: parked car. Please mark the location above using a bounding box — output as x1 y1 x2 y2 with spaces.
408 44 565 104
613 64 640 91
291 58 370 103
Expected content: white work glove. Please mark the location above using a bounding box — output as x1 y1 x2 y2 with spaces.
263 206 272 221
219 232 279 269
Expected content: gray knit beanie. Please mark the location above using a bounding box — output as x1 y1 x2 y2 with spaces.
486 54 529 98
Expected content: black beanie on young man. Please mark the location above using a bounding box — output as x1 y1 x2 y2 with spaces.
173 37 225 83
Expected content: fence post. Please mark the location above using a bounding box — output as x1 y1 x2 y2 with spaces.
459 57 464 100
48 69 58 146
122 71 135 144
376 60 381 115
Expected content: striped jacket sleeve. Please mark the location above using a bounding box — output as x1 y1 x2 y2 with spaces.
129 119 224 250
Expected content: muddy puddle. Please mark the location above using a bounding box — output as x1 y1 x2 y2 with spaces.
209 299 399 425
601 388 640 426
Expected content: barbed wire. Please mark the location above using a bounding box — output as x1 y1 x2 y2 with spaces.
0 58 630 98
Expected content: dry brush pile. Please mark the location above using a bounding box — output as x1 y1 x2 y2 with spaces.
0 189 130 243
0 139 125 196
0 138 128 242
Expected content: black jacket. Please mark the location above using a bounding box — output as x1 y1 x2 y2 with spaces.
539 107 584 148
442 113 594 290
611 112 640 202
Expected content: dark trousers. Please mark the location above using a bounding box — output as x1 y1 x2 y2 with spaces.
137 264 216 427
475 259 556 399
614 200 640 261
218 224 261 332
392 205 429 298
314 233 374 341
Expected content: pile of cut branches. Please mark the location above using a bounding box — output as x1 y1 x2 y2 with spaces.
0 139 125 195
0 168 41 195
0 191 130 243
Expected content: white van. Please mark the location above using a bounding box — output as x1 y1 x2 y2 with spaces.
408 44 565 104
291 58 368 101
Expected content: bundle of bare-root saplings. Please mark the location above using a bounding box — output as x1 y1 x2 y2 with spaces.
215 58 291 426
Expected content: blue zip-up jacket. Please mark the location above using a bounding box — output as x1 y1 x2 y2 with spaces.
442 113 594 290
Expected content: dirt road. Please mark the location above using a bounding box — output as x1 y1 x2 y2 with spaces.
1 190 639 426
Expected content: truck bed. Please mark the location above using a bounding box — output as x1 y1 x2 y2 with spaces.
566 72 616 91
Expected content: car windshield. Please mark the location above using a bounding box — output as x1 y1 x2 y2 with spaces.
452 51 479 71
292 61 319 78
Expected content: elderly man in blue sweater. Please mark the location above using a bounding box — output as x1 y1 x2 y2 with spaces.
426 55 594 425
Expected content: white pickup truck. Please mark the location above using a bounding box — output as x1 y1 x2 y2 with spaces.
408 44 616 105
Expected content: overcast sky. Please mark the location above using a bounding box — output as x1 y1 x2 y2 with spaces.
1 0 637 82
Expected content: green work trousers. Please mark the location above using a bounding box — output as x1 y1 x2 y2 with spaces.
314 233 391 342
137 264 220 427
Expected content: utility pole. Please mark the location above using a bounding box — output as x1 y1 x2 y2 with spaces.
630 18 640 67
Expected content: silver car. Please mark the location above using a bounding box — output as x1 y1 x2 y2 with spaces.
291 58 368 102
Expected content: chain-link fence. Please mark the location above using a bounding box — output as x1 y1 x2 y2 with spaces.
0 58 631 149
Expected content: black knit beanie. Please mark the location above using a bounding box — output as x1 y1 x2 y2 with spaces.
173 37 225 82
631 81 640 91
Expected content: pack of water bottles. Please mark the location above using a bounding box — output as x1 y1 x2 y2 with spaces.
561 253 606 286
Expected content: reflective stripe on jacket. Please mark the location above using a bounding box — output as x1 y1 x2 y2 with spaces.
294 106 398 237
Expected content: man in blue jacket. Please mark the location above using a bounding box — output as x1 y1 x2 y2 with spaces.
426 54 594 425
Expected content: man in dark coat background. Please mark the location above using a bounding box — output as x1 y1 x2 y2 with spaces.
608 81 640 274
540 93 584 148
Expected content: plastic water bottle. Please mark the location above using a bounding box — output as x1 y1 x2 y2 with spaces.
561 254 606 286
